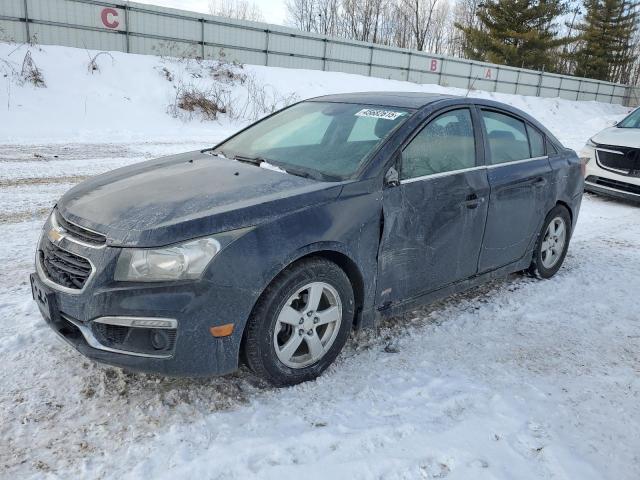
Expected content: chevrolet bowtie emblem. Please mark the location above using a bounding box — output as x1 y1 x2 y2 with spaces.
47 227 65 244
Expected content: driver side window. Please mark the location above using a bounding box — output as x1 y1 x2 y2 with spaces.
401 109 476 180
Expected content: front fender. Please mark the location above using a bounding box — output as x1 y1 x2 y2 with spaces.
201 184 382 370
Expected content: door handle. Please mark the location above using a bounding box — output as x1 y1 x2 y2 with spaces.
461 193 482 209
533 177 548 188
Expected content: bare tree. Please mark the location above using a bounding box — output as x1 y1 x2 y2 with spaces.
285 0 455 53
424 1 451 54
397 0 441 51
316 0 340 35
285 0 318 31
209 0 264 22
444 0 478 57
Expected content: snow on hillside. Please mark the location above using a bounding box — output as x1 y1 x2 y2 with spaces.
1 42 639 480
0 42 631 148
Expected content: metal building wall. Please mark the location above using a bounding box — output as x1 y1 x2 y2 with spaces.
1 0 638 106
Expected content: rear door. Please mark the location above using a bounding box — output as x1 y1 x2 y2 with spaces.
376 107 490 307
477 108 554 272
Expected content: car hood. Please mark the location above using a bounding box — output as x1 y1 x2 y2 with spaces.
57 151 342 247
591 127 640 148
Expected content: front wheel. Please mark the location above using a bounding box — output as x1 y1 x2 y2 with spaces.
529 205 572 279
243 258 354 387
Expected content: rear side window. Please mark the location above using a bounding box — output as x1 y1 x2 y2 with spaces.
546 139 559 155
482 110 530 164
527 125 545 157
401 108 476 180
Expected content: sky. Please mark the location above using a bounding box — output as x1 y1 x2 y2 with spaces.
133 0 288 25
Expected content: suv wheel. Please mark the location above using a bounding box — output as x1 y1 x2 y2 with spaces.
529 205 572 279
243 257 354 387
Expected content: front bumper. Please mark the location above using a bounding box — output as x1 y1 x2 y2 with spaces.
584 148 640 204
584 175 640 203
32 219 248 377
32 269 241 376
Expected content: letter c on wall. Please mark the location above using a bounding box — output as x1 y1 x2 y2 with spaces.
101 8 120 29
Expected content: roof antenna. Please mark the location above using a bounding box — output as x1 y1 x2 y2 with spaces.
466 76 478 97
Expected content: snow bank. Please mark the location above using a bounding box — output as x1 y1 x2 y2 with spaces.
0 43 631 148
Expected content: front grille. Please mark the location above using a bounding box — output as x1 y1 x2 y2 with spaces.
586 175 640 195
93 323 129 344
55 210 107 246
40 240 92 290
596 145 640 177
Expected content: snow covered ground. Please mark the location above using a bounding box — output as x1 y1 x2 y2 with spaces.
1 43 639 479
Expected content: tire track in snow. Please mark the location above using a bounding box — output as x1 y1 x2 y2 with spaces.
0 142 208 224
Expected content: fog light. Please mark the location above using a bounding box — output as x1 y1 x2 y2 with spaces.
150 330 169 350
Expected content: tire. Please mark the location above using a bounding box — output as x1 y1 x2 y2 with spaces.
243 257 355 387
529 205 572 279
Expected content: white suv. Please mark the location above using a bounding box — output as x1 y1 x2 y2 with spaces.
582 107 640 203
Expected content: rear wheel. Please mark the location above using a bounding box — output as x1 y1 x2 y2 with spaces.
244 258 354 387
529 205 571 279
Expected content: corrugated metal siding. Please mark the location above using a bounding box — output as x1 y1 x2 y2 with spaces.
0 19 28 43
1 0 636 106
206 23 264 51
129 10 200 41
0 0 25 18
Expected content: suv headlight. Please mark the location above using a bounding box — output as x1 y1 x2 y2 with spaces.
114 228 251 282
579 138 596 164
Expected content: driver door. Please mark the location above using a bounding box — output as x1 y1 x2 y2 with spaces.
376 107 490 308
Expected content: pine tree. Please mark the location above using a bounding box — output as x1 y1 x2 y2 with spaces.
455 0 569 72
573 0 638 82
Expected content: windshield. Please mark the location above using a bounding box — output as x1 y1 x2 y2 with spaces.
618 108 640 128
215 101 412 180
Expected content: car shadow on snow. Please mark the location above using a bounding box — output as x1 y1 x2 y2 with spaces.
80 274 526 405
1 271 536 476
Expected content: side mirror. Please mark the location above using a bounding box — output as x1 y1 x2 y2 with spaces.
385 166 400 187
611 120 618 126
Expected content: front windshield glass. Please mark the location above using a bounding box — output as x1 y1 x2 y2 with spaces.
215 101 412 179
618 108 640 128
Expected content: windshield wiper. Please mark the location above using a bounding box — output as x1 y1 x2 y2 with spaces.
210 152 338 182
233 154 268 166
268 160 339 181
207 150 228 159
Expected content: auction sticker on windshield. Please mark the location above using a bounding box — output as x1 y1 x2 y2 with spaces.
355 109 406 120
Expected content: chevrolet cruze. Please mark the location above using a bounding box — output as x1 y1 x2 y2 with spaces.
31 92 584 386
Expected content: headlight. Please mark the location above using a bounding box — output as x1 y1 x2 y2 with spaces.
579 138 596 164
115 237 221 281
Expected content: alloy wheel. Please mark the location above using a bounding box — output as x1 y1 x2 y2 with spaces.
273 281 342 369
540 216 567 269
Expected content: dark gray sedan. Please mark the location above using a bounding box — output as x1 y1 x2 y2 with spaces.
31 92 584 386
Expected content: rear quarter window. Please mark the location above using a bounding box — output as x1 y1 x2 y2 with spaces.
546 138 559 155
527 125 545 157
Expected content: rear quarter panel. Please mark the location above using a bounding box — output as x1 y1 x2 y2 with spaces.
548 148 584 231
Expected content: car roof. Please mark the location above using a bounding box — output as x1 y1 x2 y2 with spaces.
307 91 457 109
307 92 564 147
